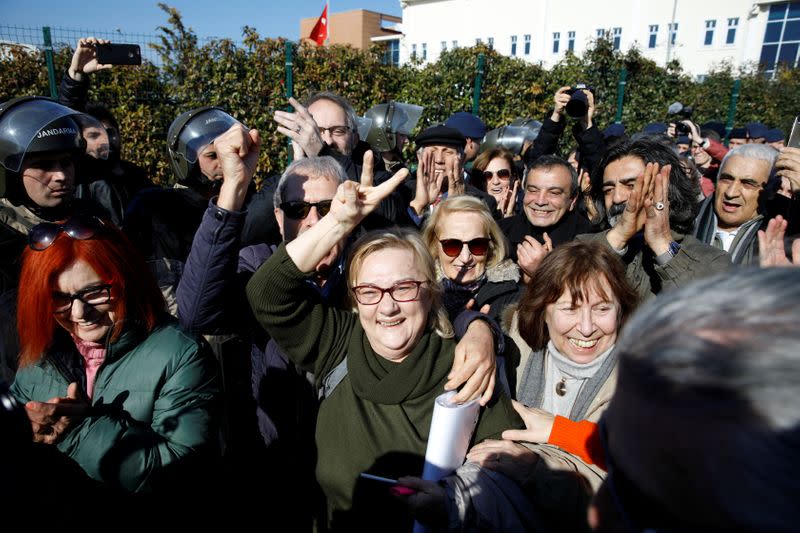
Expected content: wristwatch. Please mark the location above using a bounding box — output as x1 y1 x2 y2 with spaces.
654 241 681 265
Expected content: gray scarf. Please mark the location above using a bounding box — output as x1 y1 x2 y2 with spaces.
693 194 763 265
517 343 617 421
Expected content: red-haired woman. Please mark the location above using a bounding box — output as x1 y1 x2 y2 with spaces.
9 215 221 495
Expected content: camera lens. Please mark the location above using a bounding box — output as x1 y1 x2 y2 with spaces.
566 91 589 118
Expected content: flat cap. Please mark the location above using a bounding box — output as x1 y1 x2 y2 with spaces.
415 124 466 149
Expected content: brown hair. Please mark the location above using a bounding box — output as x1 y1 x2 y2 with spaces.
516 241 638 351
471 147 517 191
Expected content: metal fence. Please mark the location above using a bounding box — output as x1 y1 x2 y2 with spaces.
0 24 242 66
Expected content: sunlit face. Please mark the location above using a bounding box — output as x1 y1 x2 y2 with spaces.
714 155 770 230
523 165 576 228
355 248 431 362
308 98 355 156
275 173 342 273
21 151 75 208
602 155 645 227
423 144 462 183
545 277 619 365
53 260 117 344
691 142 711 167
484 157 514 205
82 126 110 160
197 142 222 181
436 211 489 284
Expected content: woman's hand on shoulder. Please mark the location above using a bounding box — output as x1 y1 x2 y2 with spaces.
501 400 555 444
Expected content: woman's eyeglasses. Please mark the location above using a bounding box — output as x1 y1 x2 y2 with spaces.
351 280 426 305
52 284 112 314
28 215 105 251
482 169 511 180
279 200 333 220
439 238 490 258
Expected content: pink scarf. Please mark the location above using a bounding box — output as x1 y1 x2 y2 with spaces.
72 335 107 399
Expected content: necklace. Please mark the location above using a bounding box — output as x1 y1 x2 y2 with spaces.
555 377 567 396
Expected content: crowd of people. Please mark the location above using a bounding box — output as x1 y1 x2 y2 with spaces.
1 37 799 530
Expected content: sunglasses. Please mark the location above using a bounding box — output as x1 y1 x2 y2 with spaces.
28 215 105 251
482 169 511 180
279 200 333 220
439 238 490 257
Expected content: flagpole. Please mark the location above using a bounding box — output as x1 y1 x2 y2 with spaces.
326 0 331 45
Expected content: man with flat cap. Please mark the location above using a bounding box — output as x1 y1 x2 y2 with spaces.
405 124 496 226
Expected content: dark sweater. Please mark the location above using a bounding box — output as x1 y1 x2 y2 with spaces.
246 244 523 532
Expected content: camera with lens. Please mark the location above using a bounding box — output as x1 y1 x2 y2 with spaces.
565 84 596 118
667 102 694 136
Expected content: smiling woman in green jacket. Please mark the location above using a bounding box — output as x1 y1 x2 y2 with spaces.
10 215 221 496
247 166 522 532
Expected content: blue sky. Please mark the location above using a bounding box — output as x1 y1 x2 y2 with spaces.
4 1 402 41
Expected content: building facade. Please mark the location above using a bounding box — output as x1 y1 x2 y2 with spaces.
399 0 800 78
299 8 401 57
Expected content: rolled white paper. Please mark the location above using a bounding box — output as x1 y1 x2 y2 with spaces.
413 390 480 533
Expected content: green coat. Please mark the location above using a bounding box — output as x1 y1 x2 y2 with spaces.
11 320 221 493
247 244 523 532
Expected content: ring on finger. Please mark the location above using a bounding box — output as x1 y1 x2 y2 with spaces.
655 201 665 211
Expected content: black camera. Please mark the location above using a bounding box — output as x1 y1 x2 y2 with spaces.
668 102 693 136
565 84 595 118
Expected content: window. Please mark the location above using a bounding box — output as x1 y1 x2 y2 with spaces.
422 42 427 60
452 40 458 48
568 31 576 51
511 35 518 56
596 28 605 38
487 37 494 49
524 34 531 55
612 27 622 50
761 2 800 78
383 39 399 66
669 22 679 45
553 32 560 53
649 25 658 48
411 43 417 59
726 17 739 44
704 20 716 46
441 41 447 52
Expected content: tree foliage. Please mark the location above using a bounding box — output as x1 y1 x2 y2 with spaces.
1 4 798 185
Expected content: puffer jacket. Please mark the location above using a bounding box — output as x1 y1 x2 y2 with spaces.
11 319 221 493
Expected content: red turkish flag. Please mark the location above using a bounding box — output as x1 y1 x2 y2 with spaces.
309 5 328 46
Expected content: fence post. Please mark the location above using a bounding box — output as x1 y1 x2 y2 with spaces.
614 68 627 123
725 79 741 147
472 53 485 116
42 27 58 99
285 41 294 165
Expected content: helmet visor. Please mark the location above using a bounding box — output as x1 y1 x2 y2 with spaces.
179 109 244 164
356 116 373 142
388 103 423 135
0 99 85 173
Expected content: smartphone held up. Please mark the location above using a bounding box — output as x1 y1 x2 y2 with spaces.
96 43 142 66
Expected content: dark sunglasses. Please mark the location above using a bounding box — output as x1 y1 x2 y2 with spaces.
482 169 511 180
279 200 332 220
439 238 490 258
28 215 105 251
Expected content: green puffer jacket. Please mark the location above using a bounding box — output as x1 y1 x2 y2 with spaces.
11 320 221 493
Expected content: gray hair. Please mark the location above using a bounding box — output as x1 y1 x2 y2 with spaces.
719 143 778 176
273 156 346 207
305 91 359 148
610 267 800 530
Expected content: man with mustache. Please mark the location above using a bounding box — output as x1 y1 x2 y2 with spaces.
582 138 729 300
499 155 594 283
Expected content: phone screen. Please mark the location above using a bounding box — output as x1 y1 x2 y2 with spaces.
788 116 800 148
